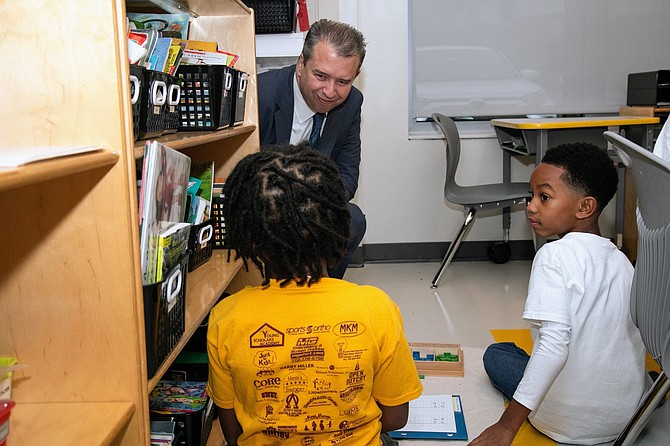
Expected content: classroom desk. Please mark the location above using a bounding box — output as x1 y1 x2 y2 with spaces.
490 116 659 249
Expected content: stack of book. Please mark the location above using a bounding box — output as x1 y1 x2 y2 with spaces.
150 419 182 445
138 141 191 285
126 12 239 70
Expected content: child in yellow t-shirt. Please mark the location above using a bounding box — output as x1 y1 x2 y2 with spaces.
207 143 423 446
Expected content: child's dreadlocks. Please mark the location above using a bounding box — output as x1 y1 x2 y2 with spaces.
222 142 352 287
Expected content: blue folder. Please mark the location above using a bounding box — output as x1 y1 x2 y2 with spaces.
389 394 468 441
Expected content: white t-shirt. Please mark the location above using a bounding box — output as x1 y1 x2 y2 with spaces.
653 118 670 162
514 232 647 444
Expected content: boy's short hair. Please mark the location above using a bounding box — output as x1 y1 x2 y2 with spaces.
222 143 351 286
541 143 618 212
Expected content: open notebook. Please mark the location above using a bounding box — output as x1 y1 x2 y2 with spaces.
389 394 468 441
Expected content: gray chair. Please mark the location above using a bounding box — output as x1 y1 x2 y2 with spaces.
604 131 670 446
431 113 530 288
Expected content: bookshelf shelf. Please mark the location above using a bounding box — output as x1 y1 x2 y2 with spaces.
0 151 119 193
133 124 257 158
11 402 135 446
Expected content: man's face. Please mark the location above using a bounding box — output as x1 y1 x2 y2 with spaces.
296 41 361 114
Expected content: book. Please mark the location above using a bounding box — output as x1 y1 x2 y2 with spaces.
156 222 191 282
139 141 191 285
165 40 188 75
127 12 190 39
389 394 468 441
149 37 173 72
187 161 214 225
179 49 239 67
150 419 176 442
128 28 159 68
172 39 218 52
149 381 208 414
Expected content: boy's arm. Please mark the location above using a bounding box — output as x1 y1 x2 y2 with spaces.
216 405 242 446
468 321 570 446
378 401 410 432
467 399 530 446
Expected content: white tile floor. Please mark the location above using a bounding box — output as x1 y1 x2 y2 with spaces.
344 261 670 446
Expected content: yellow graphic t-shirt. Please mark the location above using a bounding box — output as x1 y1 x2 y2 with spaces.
207 278 423 445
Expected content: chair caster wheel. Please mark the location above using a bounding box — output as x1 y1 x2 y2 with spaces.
488 242 511 264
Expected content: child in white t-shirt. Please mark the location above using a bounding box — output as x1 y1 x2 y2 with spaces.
653 117 670 161
469 143 647 446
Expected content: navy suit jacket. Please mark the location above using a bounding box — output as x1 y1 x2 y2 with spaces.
258 65 363 200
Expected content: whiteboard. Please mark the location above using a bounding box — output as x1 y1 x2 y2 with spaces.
411 0 670 120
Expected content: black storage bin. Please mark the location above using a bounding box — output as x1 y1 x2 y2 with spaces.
245 0 296 34
151 399 214 446
143 255 188 378
627 70 670 106
187 218 215 271
138 70 169 139
211 196 226 249
166 352 209 382
176 65 235 130
164 74 183 134
231 69 249 126
129 64 145 141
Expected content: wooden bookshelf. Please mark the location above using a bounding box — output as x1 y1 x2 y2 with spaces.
0 1 259 444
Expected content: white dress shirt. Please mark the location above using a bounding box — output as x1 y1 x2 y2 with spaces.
290 74 326 145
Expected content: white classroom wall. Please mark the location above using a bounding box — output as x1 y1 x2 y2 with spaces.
308 0 617 248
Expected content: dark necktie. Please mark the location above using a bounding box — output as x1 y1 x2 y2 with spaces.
309 113 325 147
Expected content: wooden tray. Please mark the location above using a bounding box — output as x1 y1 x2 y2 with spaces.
410 342 464 377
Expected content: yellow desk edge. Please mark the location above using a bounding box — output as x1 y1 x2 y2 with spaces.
491 116 659 130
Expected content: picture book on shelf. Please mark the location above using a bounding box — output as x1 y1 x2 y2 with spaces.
128 28 159 67
149 380 208 414
139 141 191 285
127 12 190 39
187 160 214 225
180 49 239 67
156 222 191 283
148 37 172 72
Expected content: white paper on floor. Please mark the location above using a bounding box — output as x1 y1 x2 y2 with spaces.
405 346 505 445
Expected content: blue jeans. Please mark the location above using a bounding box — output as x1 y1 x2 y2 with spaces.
483 342 530 401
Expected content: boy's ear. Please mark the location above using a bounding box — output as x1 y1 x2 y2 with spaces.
576 196 598 220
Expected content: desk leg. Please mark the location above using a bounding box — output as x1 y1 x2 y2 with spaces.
502 150 511 236
531 129 549 250
615 163 625 249
608 125 625 249
641 124 654 151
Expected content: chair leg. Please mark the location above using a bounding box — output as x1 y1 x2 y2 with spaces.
613 370 670 446
431 208 477 288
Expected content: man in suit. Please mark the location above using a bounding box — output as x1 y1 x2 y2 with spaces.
258 19 367 279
